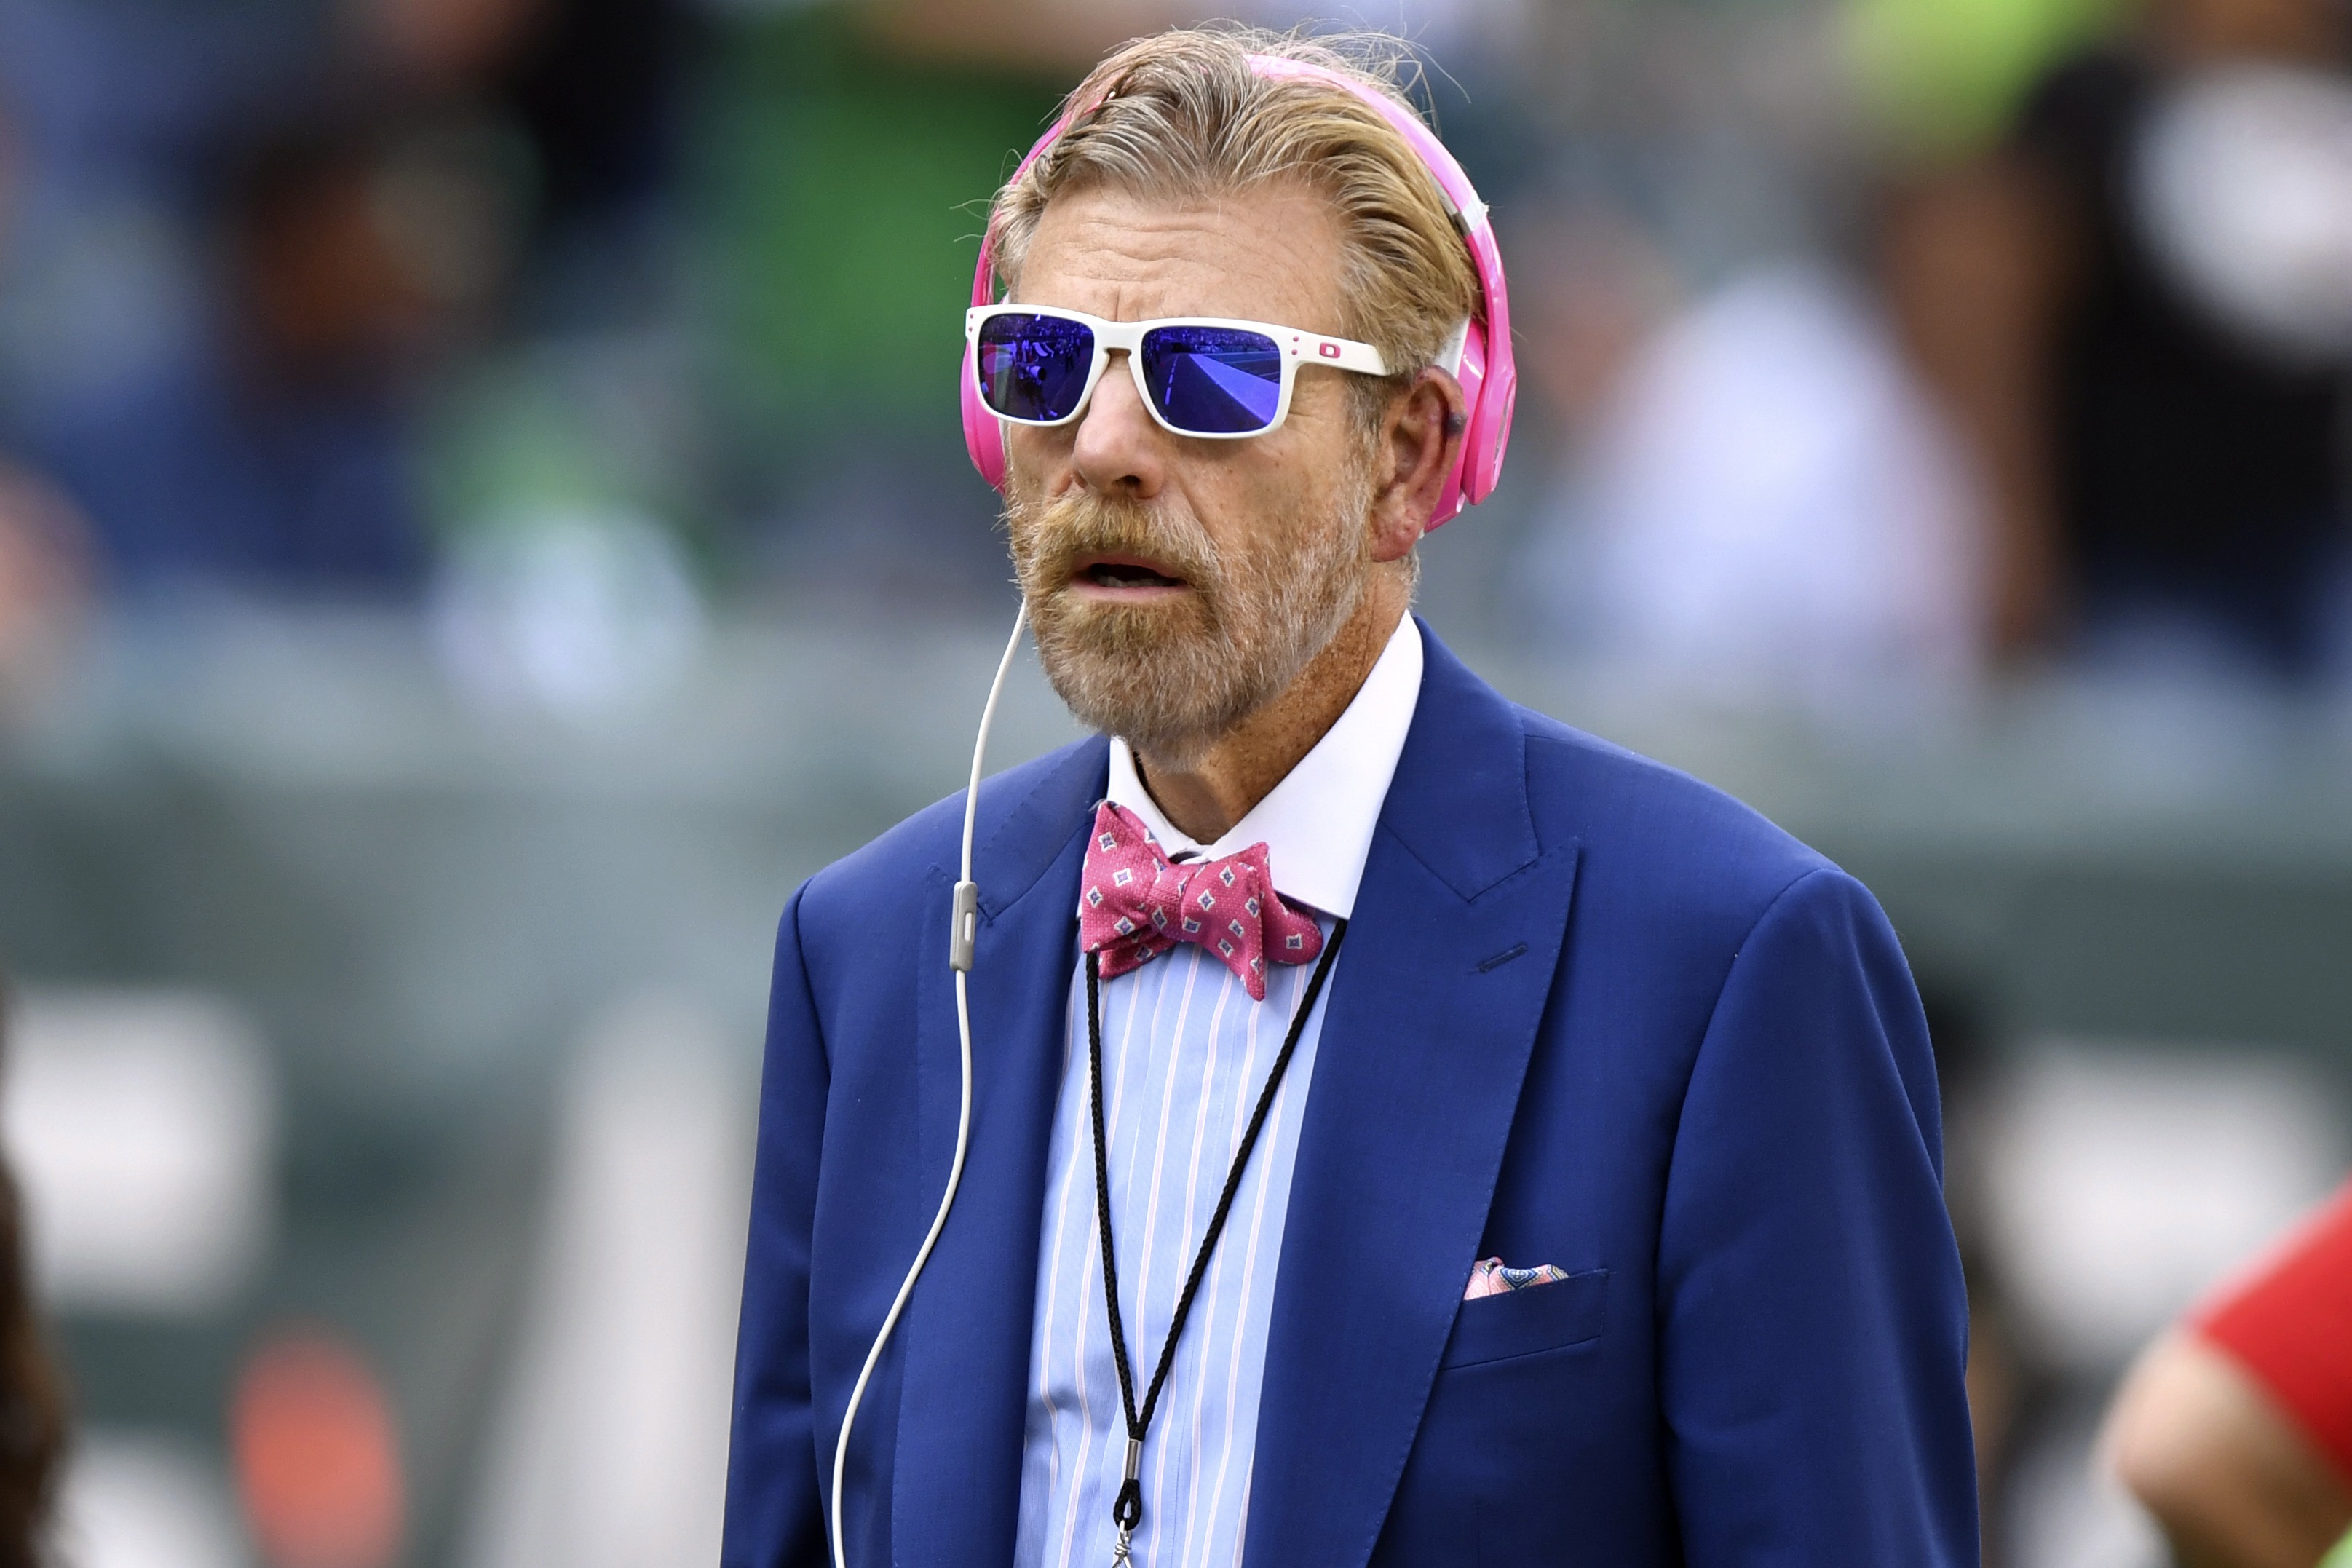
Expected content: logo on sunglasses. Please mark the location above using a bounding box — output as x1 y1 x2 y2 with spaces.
1318 343 1342 359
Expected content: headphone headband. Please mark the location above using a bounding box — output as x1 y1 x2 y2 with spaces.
959 50 1515 528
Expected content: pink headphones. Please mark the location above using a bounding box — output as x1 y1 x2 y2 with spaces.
959 54 1516 529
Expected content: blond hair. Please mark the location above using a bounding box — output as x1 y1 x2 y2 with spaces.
984 27 1479 432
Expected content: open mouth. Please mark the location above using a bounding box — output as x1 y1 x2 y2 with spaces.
1076 555 1189 590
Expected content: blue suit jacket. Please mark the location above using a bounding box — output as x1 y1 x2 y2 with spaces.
724 622 1976 1568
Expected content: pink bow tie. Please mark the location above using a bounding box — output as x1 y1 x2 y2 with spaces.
1077 801 1324 1002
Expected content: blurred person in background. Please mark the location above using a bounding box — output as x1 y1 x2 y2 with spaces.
1514 215 1989 708
1884 0 2352 678
0 0 671 600
2103 1180 2352 1568
0 1 385 597
1502 22 1995 710
27 108 479 595
0 986 70 1568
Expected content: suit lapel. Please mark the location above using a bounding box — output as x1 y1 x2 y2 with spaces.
1246 625 1580 1568
889 737 1107 1568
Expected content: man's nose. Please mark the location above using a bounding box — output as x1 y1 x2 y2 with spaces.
1070 350 1168 499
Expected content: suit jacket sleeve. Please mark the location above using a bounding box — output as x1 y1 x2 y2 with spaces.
723 884 830 1568
1658 867 1977 1567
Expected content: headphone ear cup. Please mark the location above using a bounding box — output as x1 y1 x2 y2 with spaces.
1475 363 1516 507
1428 317 1488 528
1438 314 1516 520
961 344 1009 491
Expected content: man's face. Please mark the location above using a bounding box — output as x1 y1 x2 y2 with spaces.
1002 181 1377 763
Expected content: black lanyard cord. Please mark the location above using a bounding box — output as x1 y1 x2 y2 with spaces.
1085 918 1348 1550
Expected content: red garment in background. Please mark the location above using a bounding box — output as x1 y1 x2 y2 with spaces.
2195 1181 2352 1486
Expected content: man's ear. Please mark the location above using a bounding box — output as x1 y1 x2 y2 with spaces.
1367 368 1468 563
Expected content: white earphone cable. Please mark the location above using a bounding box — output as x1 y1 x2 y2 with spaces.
829 601 1029 1568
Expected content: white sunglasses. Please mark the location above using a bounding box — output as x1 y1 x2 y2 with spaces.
965 304 1391 439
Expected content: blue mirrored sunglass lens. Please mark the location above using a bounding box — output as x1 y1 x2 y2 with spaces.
1139 326 1283 434
976 314 1095 421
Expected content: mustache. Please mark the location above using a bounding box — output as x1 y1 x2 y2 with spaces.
1010 490 1222 595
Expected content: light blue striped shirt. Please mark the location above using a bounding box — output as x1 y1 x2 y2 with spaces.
1015 616 1423 1568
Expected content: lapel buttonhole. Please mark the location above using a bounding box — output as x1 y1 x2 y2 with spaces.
1476 943 1529 973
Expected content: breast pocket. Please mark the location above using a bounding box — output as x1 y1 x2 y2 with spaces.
1438 1267 1609 1370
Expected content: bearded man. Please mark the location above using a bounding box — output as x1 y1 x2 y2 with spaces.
724 28 1976 1568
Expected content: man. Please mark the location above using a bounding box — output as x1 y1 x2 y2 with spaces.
726 28 1974 1568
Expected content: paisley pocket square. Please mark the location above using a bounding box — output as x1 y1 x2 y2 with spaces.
1463 1256 1572 1300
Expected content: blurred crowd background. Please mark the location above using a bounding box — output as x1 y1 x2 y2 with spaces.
1 0 2350 1564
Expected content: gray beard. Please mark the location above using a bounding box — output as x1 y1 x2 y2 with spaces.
1008 486 1370 767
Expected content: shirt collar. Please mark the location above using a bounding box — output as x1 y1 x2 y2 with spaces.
1106 613 1422 920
